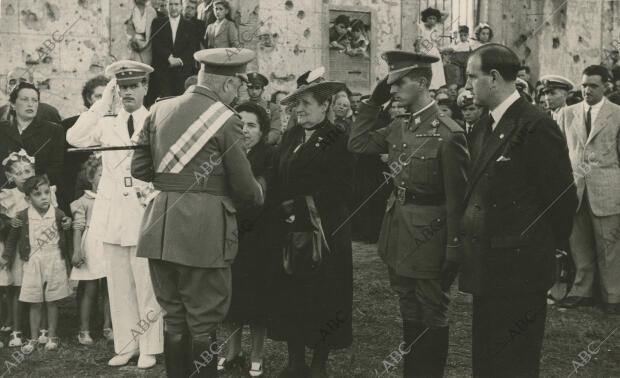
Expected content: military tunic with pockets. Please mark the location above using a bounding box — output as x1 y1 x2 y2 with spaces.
252 98 282 145
349 100 469 279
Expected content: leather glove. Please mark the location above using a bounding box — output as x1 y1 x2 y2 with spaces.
440 260 460 292
369 76 391 106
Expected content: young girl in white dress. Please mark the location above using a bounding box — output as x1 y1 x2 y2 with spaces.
70 155 112 344
415 7 448 90
0 150 61 347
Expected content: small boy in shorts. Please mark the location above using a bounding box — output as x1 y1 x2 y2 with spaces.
0 175 71 352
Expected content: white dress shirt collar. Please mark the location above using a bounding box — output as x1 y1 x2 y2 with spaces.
489 90 521 130
28 205 55 221
584 97 605 125
118 106 148 136
169 15 180 44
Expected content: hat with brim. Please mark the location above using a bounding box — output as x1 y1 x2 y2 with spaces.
246 72 269 88
105 60 154 85
296 66 326 88
382 50 439 85
194 48 255 76
281 81 345 106
540 74 574 93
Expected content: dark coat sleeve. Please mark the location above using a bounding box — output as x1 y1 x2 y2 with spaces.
46 122 65 186
131 109 155 182
526 117 578 250
441 131 469 262
3 222 21 265
151 17 169 70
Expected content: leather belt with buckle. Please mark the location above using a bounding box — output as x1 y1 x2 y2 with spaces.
394 186 445 206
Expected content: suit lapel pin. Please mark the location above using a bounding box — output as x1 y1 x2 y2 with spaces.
415 117 421 125
431 119 439 127
499 133 504 139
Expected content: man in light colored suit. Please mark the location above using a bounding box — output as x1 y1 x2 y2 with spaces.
67 61 164 367
556 65 620 314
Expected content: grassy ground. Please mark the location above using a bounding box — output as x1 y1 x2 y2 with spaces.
0 241 618 377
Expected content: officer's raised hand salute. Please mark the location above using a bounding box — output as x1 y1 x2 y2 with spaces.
348 50 469 378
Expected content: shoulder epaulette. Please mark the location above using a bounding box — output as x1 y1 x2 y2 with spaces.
437 113 465 133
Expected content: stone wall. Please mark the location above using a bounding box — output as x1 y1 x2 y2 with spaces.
1 0 619 118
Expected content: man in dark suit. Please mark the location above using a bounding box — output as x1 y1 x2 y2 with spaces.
147 0 202 106
461 44 578 377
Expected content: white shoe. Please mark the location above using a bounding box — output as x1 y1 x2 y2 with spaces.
38 329 49 344
8 331 23 347
22 339 37 354
78 331 93 345
108 350 138 366
137 354 157 369
44 337 59 351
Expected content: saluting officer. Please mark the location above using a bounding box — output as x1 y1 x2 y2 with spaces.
540 74 574 121
131 48 264 378
246 72 282 145
348 51 469 377
67 61 164 369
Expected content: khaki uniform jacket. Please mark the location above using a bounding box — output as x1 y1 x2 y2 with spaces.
349 101 469 279
556 98 620 216
131 85 262 268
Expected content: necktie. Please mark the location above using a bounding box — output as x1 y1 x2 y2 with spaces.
482 113 494 144
585 107 592 136
127 115 134 138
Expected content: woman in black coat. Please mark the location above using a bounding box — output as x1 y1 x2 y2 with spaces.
218 102 276 377
0 82 64 190
267 81 355 378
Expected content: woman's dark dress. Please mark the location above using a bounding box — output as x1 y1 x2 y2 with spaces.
227 140 276 324
266 118 356 349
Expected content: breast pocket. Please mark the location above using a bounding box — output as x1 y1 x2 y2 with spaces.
406 143 440 184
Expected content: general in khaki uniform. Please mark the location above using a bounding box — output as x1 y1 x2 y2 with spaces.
131 48 263 378
348 51 468 377
66 61 163 369
246 72 282 145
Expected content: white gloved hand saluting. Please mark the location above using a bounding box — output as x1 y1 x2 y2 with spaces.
93 78 118 115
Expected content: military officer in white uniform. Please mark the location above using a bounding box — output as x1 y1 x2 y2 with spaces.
66 60 163 369
540 74 574 121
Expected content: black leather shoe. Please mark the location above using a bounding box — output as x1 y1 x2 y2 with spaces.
559 296 594 309
217 352 245 372
191 335 218 378
164 332 191 378
603 303 620 315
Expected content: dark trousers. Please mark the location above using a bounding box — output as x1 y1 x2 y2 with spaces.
149 259 231 337
472 292 547 378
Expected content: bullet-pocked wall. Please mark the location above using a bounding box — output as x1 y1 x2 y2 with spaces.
254 0 406 97
2 0 619 118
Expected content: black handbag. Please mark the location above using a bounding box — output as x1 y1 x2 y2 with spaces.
282 196 330 279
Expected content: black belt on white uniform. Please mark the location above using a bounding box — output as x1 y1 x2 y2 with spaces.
394 186 445 206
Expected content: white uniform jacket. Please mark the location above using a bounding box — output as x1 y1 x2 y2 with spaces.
66 103 149 246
